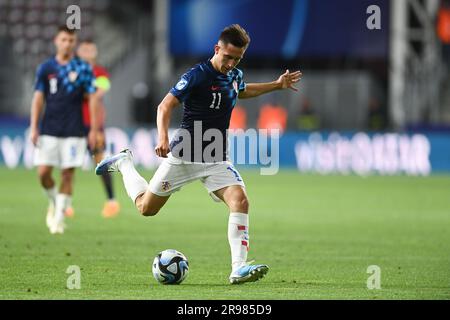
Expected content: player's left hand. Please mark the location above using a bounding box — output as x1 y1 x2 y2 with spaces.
277 69 302 91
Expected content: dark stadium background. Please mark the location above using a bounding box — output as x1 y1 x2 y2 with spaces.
0 0 449 174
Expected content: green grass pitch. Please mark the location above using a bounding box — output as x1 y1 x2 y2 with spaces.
0 167 449 299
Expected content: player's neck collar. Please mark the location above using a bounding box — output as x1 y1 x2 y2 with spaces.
207 59 220 74
207 58 230 77
54 54 74 66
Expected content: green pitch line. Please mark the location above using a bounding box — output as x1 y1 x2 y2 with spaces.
0 167 449 299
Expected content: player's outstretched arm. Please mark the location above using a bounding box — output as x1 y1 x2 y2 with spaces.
30 91 44 146
154 93 180 158
238 69 302 99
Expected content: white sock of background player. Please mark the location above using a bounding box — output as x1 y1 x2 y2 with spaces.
53 193 71 226
44 186 57 210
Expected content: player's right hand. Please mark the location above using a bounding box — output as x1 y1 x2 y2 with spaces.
30 127 39 146
155 139 170 158
88 129 97 151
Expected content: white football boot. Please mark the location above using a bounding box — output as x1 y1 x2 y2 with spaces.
46 202 55 229
229 261 269 284
49 220 65 234
95 149 133 175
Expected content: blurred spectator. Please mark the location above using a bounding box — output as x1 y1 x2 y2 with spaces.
438 0 450 69
420 107 432 125
367 97 386 130
297 98 320 131
257 103 288 133
229 105 247 130
131 82 154 124
437 1 450 44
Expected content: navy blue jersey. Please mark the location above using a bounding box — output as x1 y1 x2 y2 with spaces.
34 56 96 137
169 60 246 162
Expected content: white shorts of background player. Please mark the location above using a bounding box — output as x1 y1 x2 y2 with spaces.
33 135 87 169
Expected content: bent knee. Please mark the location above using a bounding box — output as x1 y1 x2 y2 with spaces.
230 196 249 213
139 204 160 217
61 170 74 182
142 209 159 217
38 168 52 180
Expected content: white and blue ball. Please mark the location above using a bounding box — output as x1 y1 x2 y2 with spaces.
152 249 189 285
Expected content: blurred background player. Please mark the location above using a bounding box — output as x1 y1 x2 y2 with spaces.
74 40 120 218
30 26 99 234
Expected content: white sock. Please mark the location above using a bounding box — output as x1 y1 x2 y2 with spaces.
228 212 249 273
54 193 70 225
44 186 57 208
118 158 148 202
66 195 72 210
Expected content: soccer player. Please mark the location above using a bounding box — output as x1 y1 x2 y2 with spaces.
30 26 99 234
76 40 120 218
95 24 302 283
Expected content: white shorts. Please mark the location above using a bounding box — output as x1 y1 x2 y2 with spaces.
148 153 246 202
33 135 87 169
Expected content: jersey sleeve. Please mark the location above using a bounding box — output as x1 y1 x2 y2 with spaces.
34 64 46 92
236 69 246 92
95 75 111 91
83 65 96 94
169 68 201 103
94 66 111 91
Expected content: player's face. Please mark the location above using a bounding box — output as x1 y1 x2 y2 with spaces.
77 43 98 63
215 42 246 74
54 31 77 57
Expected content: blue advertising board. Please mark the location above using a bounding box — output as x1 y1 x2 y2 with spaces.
1 125 449 176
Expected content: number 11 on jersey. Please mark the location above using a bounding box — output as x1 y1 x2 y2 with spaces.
209 92 221 109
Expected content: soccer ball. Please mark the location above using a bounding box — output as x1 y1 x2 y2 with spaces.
152 249 189 285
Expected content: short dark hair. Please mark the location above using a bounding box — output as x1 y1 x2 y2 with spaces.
56 25 77 36
219 24 250 48
79 39 95 45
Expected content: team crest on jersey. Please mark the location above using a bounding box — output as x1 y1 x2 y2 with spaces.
68 71 78 82
161 181 171 192
233 80 238 93
175 78 188 90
